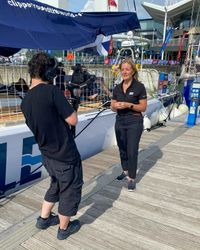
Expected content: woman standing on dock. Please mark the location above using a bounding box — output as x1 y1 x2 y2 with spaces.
111 58 147 191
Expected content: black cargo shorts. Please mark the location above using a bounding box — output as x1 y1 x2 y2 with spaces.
42 155 83 216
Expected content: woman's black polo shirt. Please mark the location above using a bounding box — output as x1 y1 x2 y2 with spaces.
112 79 147 117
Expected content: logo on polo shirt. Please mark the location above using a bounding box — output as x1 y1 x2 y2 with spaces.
129 92 134 95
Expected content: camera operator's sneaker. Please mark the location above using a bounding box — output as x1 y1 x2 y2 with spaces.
36 213 59 230
57 220 81 240
116 172 127 181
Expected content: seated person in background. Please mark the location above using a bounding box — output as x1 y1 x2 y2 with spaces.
71 64 98 101
13 78 29 92
71 64 110 102
82 68 111 102
10 78 29 98
81 66 98 100
71 63 85 86
95 76 111 101
70 63 85 102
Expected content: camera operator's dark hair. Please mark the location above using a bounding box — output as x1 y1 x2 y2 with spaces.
28 52 57 82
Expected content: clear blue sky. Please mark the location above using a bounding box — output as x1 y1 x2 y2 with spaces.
68 0 179 19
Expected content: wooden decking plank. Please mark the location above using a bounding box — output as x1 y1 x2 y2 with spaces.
135 176 200 207
76 207 176 250
88 191 200 237
183 127 200 136
78 196 200 250
0 200 34 224
0 218 12 234
35 225 117 250
15 246 27 250
21 236 56 250
171 133 200 144
143 149 200 168
138 160 200 184
141 156 200 172
0 220 39 250
137 167 200 189
11 192 43 212
58 222 134 250
163 143 200 156
102 183 200 220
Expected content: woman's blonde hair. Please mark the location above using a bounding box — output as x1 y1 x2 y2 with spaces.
119 58 138 80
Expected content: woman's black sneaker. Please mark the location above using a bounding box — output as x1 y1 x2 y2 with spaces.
116 172 127 181
128 180 136 191
36 213 59 229
57 220 81 240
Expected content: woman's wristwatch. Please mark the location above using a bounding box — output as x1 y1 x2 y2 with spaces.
130 104 134 109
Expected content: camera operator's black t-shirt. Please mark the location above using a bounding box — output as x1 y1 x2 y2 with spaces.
21 84 80 163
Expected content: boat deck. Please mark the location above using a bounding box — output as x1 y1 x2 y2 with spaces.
0 118 200 249
0 97 102 126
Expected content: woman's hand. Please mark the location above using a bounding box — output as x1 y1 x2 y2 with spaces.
111 100 131 111
115 102 130 109
111 99 147 112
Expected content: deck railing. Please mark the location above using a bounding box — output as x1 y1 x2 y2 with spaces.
0 65 114 126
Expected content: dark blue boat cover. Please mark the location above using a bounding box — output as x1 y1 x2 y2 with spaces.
0 0 140 50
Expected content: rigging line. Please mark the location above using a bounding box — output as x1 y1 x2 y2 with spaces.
74 108 106 138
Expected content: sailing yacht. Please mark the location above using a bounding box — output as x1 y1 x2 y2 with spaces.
0 0 187 196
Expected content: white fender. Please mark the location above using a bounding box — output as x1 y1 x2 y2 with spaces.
143 115 151 131
158 107 169 123
170 106 182 119
178 104 189 114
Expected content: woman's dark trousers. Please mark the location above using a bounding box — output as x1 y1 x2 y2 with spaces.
115 120 143 179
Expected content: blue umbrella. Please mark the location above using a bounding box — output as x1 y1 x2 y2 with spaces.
0 0 140 51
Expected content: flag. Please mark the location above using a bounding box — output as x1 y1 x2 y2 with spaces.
108 0 117 7
75 34 112 56
66 52 74 61
160 27 173 57
177 32 187 61
97 35 112 56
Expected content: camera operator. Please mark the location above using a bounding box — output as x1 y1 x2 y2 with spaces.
21 53 83 240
